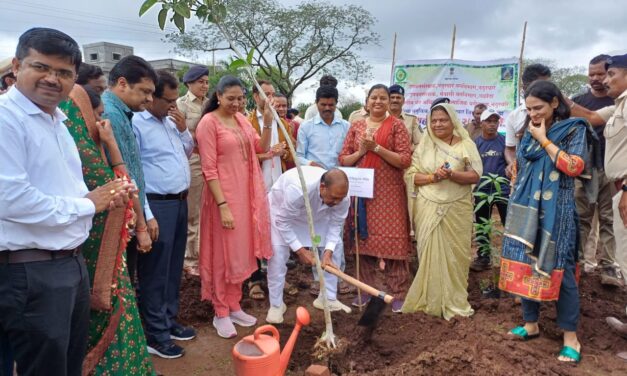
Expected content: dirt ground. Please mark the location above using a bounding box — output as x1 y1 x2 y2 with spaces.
152 253 627 376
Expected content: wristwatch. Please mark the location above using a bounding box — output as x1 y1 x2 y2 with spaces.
622 184 627 192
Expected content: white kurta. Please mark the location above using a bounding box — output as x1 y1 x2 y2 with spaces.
267 166 349 307
256 110 282 192
268 166 349 251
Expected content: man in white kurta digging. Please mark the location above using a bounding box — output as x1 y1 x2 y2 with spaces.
266 166 351 323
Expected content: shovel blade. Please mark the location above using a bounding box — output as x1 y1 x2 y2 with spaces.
357 296 386 328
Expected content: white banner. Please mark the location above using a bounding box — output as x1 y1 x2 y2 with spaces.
393 58 520 134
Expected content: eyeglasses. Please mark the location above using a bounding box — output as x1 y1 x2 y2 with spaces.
27 62 75 80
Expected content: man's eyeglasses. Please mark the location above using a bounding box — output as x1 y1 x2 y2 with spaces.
27 62 75 80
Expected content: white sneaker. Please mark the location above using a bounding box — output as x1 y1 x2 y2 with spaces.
313 297 352 313
230 310 257 327
213 316 237 339
266 303 287 324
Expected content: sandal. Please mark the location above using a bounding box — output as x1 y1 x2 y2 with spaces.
339 281 355 295
284 281 299 296
508 326 540 341
248 282 265 300
558 345 581 363
309 283 320 297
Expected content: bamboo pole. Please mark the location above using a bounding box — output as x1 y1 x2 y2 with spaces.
518 21 528 102
389 32 397 85
450 24 456 60
354 196 362 312
217 22 337 348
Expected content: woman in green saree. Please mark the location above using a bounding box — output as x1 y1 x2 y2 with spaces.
59 84 155 375
402 103 482 319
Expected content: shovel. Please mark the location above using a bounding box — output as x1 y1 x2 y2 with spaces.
322 265 394 329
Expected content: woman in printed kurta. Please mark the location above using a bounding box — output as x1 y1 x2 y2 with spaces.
401 103 482 320
499 81 587 363
196 76 272 339
59 85 155 375
339 84 412 312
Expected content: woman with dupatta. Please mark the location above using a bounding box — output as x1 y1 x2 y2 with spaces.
339 84 412 313
499 81 587 363
402 103 482 319
59 85 155 375
196 76 272 339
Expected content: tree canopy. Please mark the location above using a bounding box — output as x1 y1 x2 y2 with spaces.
162 0 380 100
523 58 587 98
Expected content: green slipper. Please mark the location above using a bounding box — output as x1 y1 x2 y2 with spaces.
508 326 540 341
558 345 581 363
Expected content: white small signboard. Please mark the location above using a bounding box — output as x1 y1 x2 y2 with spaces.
339 167 375 198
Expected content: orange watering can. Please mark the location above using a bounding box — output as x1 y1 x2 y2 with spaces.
232 306 311 376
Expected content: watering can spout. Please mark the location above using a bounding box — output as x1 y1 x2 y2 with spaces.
279 307 311 375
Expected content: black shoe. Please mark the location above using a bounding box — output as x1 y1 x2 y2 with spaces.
470 258 490 272
600 266 625 287
170 324 197 341
147 341 185 359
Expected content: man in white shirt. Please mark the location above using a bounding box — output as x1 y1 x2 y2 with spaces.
132 70 194 359
0 28 131 376
504 64 551 177
248 80 289 192
266 167 351 323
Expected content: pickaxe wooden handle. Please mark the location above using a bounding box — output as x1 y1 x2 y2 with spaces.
322 265 394 304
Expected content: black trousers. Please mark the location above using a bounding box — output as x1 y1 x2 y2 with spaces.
0 254 90 376
138 199 188 345
0 334 12 376
474 200 508 260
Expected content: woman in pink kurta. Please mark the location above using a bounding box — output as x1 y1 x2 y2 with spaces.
196 76 272 338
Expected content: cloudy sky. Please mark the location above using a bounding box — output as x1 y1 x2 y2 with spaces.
1 0 625 104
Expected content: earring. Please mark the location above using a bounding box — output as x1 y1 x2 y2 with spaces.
218 100 221 105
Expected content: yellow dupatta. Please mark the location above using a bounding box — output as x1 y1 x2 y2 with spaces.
404 103 483 204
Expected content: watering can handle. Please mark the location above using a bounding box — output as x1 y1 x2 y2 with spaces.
254 325 280 341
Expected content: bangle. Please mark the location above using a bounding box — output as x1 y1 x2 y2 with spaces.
541 139 552 149
263 124 272 129
217 201 227 207
428 174 435 184
111 162 125 167
135 226 147 233
373 145 381 153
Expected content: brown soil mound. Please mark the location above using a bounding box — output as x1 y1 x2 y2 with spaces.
177 259 627 375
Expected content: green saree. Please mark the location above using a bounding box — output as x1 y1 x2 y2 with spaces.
59 85 155 376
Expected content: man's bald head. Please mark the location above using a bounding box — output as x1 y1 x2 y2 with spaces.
320 169 349 207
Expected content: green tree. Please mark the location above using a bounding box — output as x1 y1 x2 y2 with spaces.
523 59 587 97
339 101 363 120
161 0 379 101
140 0 345 349
296 102 311 117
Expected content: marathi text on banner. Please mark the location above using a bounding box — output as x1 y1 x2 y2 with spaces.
394 58 519 133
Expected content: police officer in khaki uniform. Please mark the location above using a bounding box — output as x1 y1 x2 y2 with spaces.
569 54 627 362
389 84 422 149
176 65 209 276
